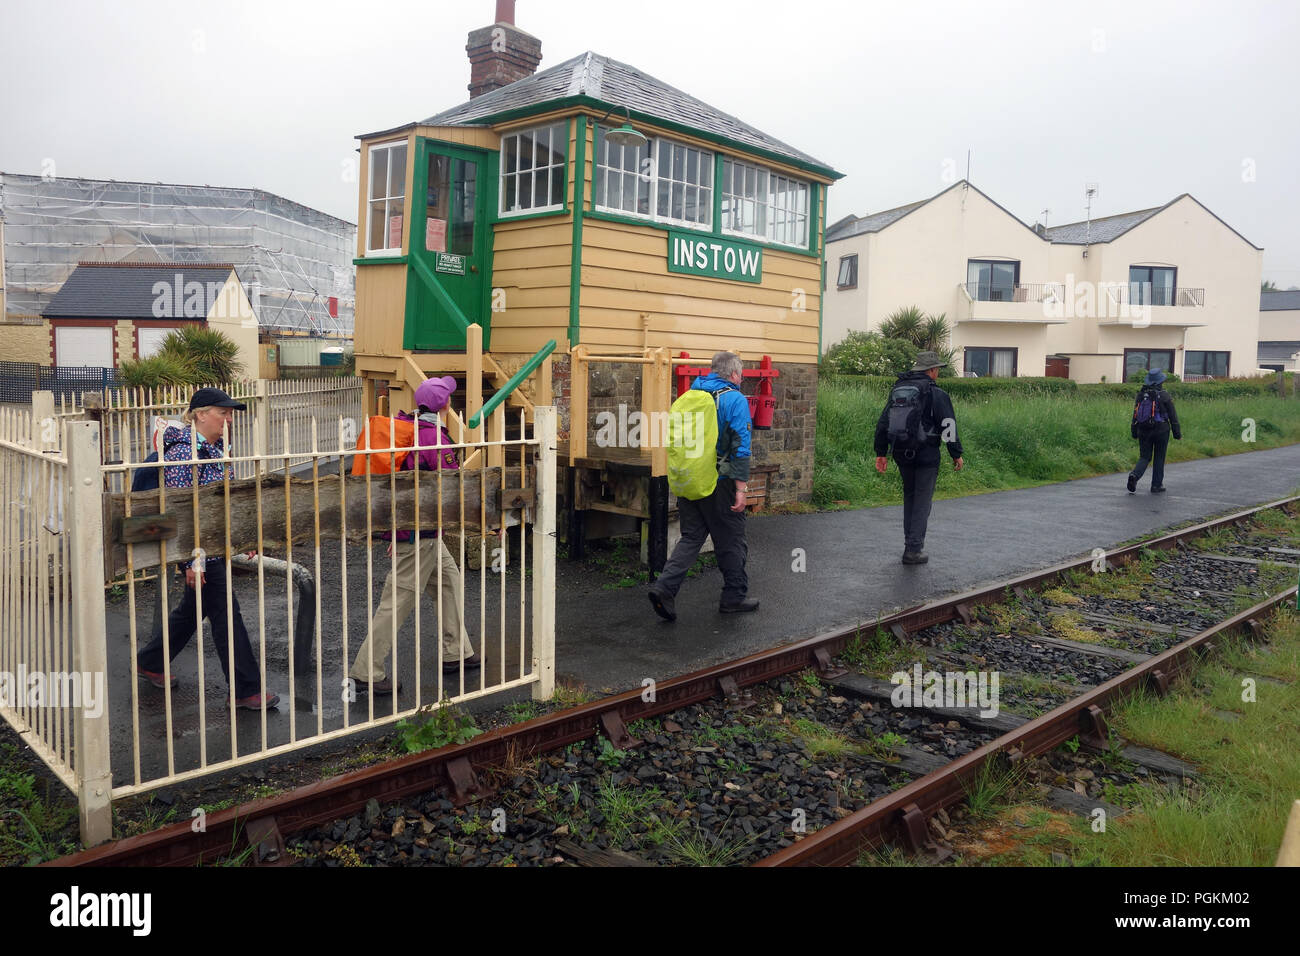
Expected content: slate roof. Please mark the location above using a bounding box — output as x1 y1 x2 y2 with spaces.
1042 206 1164 244
1261 290 1300 311
369 51 839 178
43 262 238 319
825 181 1045 244
1258 341 1300 362
825 201 928 242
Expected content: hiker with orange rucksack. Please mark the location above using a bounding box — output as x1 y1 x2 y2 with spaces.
1127 369 1182 494
349 376 478 695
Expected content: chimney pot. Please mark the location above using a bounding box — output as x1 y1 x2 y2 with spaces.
496 0 514 24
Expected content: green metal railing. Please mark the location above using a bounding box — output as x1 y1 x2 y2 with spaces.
469 339 557 429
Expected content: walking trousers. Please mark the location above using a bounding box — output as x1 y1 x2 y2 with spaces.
654 477 748 604
897 462 940 553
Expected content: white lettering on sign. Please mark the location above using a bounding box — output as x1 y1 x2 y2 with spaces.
672 235 761 279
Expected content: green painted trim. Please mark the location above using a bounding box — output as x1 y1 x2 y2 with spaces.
410 252 472 335
712 152 724 235
354 255 407 266
568 115 587 349
584 209 821 259
818 258 825 356
470 95 843 181
808 184 819 256
492 208 570 225
469 339 557 429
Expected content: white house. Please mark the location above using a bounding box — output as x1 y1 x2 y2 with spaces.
824 181 1263 383
1259 290 1300 372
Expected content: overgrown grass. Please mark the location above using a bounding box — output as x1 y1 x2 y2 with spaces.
1050 606 1300 865
815 379 1300 508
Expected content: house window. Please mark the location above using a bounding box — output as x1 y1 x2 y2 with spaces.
964 347 1017 377
1129 266 1176 306
1124 349 1175 380
655 139 712 228
594 125 652 216
721 158 809 247
836 255 858 289
1185 350 1229 377
967 260 1019 301
367 141 408 254
500 122 567 216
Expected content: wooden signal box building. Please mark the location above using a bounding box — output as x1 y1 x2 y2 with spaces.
353 3 841 566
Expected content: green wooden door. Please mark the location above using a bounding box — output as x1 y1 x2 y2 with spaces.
405 139 490 351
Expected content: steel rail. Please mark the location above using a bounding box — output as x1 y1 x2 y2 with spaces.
757 584 1297 867
47 495 1298 867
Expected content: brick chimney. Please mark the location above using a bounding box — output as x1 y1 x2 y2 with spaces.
467 0 542 99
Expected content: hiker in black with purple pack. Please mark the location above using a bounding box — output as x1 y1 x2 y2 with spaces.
1127 369 1181 494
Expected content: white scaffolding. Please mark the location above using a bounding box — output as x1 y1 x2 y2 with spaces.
0 173 356 336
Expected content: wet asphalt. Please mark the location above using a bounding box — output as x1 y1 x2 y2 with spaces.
98 444 1299 785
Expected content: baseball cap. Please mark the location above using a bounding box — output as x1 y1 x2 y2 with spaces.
188 387 247 411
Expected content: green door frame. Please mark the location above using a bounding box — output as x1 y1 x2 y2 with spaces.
405 137 493 352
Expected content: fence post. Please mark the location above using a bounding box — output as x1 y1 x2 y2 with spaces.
66 421 113 846
254 378 270 462
32 390 55 451
530 406 557 700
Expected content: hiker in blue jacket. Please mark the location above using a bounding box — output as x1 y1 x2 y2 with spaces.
647 351 757 621
1127 369 1182 494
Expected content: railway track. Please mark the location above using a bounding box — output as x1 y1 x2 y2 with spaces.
48 497 1298 867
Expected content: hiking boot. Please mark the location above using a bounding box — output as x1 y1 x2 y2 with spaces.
443 654 481 674
719 597 759 613
902 551 929 565
137 667 178 690
648 587 677 622
1126 474 1137 494
232 692 280 711
1151 485 1166 494
356 676 402 695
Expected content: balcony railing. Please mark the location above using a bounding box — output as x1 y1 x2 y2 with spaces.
964 281 1207 308
964 281 1062 303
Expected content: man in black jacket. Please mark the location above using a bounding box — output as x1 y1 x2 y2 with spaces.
1127 368 1182 494
874 351 964 564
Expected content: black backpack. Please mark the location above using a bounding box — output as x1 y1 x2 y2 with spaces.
886 380 934 450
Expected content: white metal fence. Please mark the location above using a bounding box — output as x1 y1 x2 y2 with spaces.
54 377 363 488
2 391 556 846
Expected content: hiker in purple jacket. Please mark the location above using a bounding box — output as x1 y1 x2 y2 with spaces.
349 376 479 695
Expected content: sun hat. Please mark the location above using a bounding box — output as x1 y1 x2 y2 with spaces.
1144 369 1167 386
910 350 948 372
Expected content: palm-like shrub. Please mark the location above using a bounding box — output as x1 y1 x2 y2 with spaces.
879 306 924 344
117 354 193 388
880 307 956 377
159 325 244 384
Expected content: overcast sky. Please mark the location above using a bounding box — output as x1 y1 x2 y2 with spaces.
3 0 1297 284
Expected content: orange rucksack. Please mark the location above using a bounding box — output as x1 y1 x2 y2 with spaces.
352 415 417 475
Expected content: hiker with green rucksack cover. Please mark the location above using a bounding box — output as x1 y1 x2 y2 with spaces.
649 351 759 622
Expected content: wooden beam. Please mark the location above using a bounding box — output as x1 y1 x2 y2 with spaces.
104 470 514 576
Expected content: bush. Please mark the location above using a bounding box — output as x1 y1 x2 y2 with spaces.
826 373 1079 398
159 326 244 384
821 332 917 377
117 354 193 389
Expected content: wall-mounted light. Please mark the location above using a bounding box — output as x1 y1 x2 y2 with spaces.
597 105 647 149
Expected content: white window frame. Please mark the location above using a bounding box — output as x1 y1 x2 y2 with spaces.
652 138 713 231
366 141 408 256
499 122 568 218
593 124 653 218
722 157 810 249
593 129 714 232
